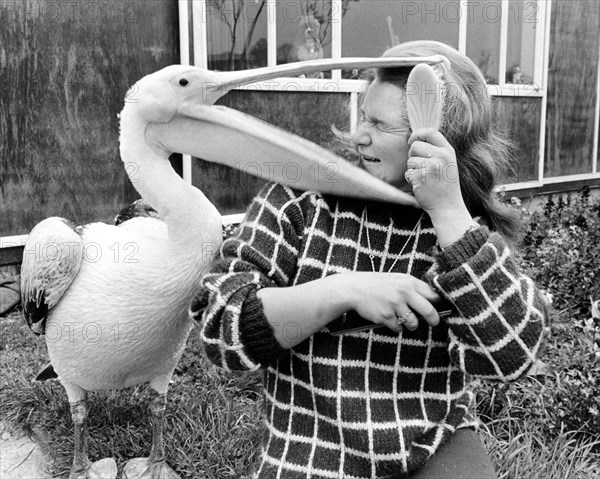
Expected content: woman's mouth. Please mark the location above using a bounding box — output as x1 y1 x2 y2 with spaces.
361 155 380 163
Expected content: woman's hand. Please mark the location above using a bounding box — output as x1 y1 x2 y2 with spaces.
405 127 480 249
405 127 465 215
338 272 443 332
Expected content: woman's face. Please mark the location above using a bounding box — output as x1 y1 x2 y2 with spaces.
352 79 412 191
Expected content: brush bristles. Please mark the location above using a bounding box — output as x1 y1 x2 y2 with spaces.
406 63 446 131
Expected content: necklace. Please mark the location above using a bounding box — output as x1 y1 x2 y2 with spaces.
328 208 425 335
362 208 424 273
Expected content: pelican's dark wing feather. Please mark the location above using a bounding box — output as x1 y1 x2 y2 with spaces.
114 199 160 226
35 362 58 382
20 218 83 335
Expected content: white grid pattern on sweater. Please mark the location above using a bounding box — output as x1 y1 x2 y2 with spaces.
364 332 376 477
263 367 468 421
306 336 319 478
261 453 340 479
432 242 545 381
392 328 409 472
277 349 295 477
419 328 434 426
335 336 346 478
259 415 464 479
262 415 453 461
200 270 264 371
307 201 342 477
271 190 315 280
435 243 545 335
292 350 451 374
198 185 546 478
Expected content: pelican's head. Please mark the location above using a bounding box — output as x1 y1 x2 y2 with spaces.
125 65 216 123
122 56 451 207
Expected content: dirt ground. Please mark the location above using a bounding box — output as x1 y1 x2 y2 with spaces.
0 423 51 479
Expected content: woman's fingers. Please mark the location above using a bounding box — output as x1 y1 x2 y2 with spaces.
393 307 419 332
408 127 451 148
405 294 441 328
348 272 445 332
388 299 440 332
413 279 443 304
408 140 444 160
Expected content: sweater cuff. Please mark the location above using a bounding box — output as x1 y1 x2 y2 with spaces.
238 286 286 367
436 226 490 272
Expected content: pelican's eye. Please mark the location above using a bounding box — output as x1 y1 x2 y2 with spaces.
179 78 189 87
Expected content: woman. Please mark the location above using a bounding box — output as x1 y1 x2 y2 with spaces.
191 41 548 478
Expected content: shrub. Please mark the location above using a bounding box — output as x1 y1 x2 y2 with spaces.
479 188 600 450
519 187 600 318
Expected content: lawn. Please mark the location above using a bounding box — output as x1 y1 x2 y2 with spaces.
1 190 599 478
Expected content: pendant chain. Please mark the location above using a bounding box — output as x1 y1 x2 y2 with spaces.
363 209 424 273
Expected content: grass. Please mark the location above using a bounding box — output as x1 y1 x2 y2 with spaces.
0 310 263 479
2 192 599 478
481 420 600 479
2 306 599 479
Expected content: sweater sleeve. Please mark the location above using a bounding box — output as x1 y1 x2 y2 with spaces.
426 226 548 382
190 183 310 372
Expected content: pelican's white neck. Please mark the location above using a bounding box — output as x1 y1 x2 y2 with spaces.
118 108 221 244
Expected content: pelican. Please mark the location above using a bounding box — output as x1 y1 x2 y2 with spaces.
20 56 446 479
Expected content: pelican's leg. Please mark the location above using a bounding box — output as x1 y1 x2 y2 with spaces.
63 382 117 479
122 376 179 479
69 398 92 479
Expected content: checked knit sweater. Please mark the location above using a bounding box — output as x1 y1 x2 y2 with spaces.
190 182 547 479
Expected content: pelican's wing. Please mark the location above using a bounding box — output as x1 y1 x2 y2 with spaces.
150 104 420 207
21 217 84 335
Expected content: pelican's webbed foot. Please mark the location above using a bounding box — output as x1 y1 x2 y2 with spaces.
121 389 179 479
85 458 118 479
122 458 180 479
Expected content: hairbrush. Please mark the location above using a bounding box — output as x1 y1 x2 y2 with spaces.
406 63 446 131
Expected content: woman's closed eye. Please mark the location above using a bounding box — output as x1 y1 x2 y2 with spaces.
358 113 377 128
361 111 407 130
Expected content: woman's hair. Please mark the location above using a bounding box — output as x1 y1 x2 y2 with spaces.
334 40 521 242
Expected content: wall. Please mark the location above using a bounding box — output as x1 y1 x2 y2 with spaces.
0 1 180 235
1 0 599 238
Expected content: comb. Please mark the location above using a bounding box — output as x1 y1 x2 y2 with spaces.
406 63 445 131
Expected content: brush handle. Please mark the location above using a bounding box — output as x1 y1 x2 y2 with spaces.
329 308 454 335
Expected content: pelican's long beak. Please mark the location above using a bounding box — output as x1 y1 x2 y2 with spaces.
199 55 449 105
149 56 449 206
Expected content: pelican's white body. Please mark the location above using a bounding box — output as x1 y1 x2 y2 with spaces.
23 65 224 397
44 213 219 391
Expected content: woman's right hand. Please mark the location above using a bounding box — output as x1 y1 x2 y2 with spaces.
337 272 443 332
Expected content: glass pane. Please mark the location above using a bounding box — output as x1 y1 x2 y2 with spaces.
206 0 268 71
342 0 460 57
276 0 333 78
0 1 179 236
506 1 537 84
466 0 502 84
544 0 599 177
193 90 350 214
492 97 541 183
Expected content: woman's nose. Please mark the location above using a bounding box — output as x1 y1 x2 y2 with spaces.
352 122 372 146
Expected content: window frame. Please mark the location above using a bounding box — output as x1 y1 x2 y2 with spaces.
180 0 599 197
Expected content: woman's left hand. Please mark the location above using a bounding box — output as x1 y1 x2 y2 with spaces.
405 127 465 215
